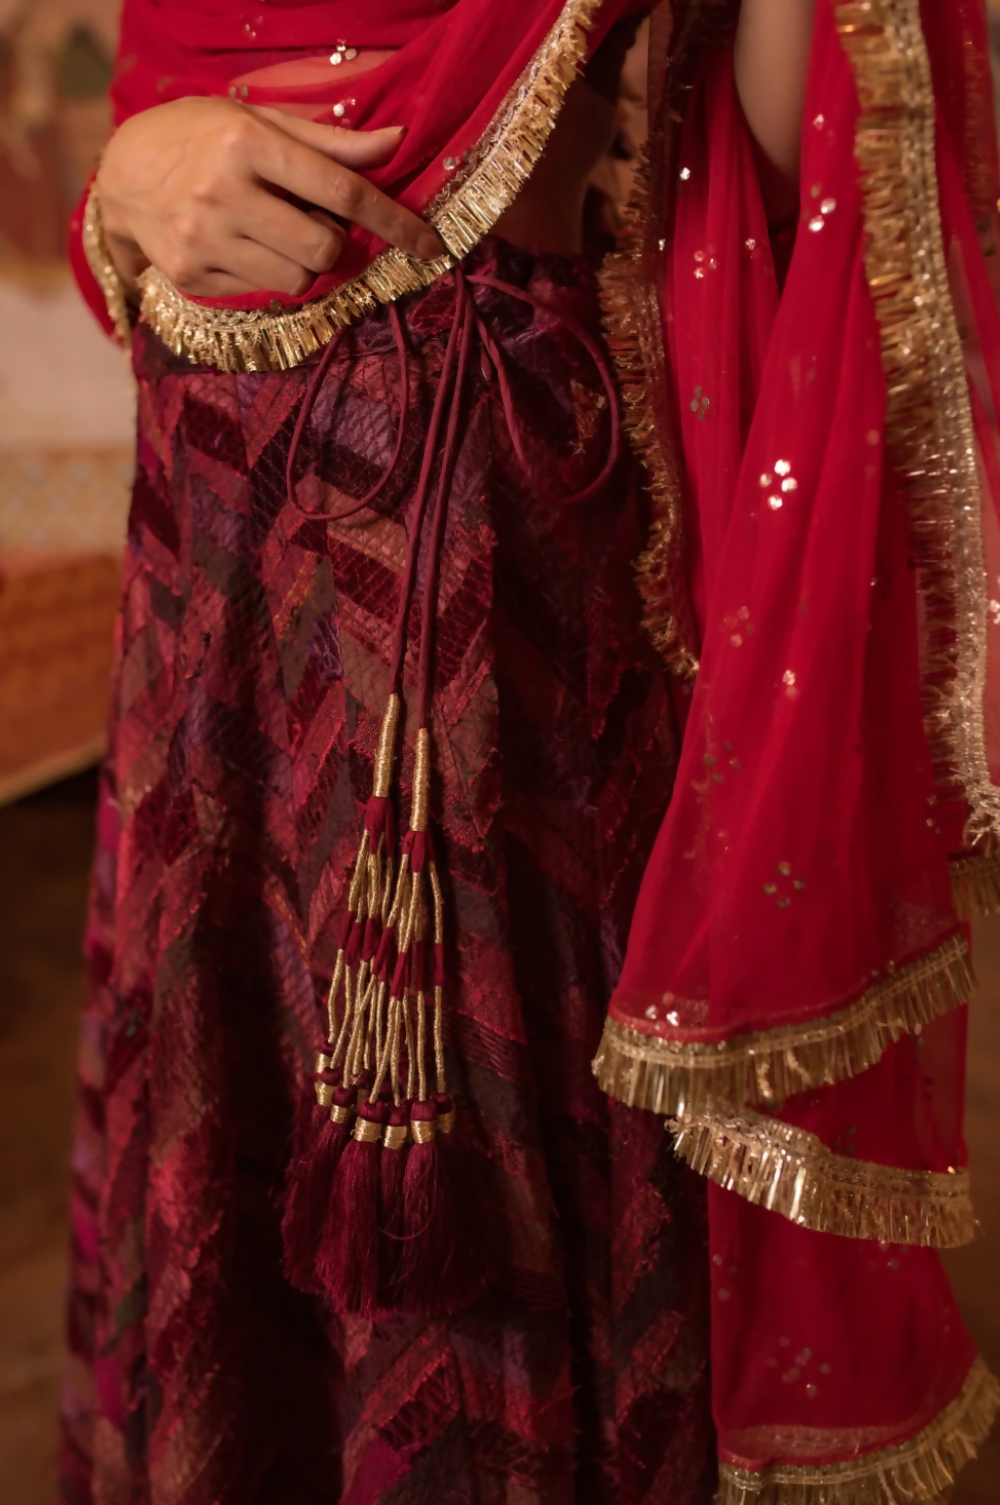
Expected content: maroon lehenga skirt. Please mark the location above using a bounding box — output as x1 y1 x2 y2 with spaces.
59 241 714 1505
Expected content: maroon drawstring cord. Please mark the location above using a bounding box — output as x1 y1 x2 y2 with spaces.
415 269 477 728
284 301 411 528
464 271 622 506
285 264 623 718
282 268 625 1318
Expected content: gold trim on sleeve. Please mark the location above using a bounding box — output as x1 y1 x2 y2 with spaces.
836 0 1000 857
137 0 603 374
82 179 133 349
671 1106 975 1248
717 1356 1000 1505
593 931 971 1115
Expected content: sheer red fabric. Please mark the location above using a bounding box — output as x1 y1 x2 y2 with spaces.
84 0 639 315
597 0 1000 1492
68 0 644 337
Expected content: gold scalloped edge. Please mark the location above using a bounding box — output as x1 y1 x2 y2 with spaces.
593 931 971 1114
836 0 1000 849
671 1106 975 1247
950 848 1000 920
136 0 602 374
717 1356 1000 1504
82 178 133 348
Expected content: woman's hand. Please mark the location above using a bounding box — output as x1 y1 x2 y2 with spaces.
97 96 445 298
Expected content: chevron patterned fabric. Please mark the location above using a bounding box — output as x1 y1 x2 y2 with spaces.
58 240 714 1505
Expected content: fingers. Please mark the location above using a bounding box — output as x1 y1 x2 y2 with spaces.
251 126 446 261
240 191 346 273
248 107 409 169
172 237 317 299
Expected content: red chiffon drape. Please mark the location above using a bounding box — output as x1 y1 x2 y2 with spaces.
597 0 1000 1490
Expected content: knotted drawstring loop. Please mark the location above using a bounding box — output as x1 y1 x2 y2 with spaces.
282 261 623 1318
464 271 622 506
285 301 410 525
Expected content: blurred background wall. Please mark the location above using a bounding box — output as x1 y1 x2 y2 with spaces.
0 0 132 803
0 7 998 1505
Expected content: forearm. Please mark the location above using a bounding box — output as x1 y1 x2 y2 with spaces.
734 0 817 222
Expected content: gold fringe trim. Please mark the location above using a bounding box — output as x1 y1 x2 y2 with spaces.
593 932 971 1114
836 0 1000 849
597 0 736 679
717 1356 1000 1504
671 1106 975 1247
82 178 133 348
137 0 602 373
950 848 1000 920
599 165 699 679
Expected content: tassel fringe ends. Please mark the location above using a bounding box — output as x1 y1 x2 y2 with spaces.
672 1108 975 1248
282 717 482 1318
717 1357 1000 1505
138 0 603 373
593 932 971 1116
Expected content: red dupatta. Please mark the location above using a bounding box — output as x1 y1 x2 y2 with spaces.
96 0 637 369
597 0 1000 1497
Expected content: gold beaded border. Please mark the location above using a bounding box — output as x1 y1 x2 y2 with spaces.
671 1106 975 1247
717 1357 1000 1505
136 0 603 374
593 931 971 1115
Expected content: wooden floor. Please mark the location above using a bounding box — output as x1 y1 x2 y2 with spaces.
0 773 998 1502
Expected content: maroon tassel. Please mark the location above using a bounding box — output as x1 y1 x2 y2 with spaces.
399 1097 483 1314
282 1082 356 1293
378 1100 410 1305
292 1059 338 1161
315 1098 387 1315
399 1100 444 1313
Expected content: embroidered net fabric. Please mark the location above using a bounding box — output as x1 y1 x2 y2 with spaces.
593 0 1000 1494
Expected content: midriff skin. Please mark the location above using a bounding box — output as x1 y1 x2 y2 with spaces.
236 49 617 257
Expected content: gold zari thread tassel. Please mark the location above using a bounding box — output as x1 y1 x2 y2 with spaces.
672 1107 975 1248
315 693 400 1102
594 932 972 1116
717 1357 1000 1505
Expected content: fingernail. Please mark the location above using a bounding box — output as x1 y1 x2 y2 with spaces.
417 230 445 260
390 125 409 137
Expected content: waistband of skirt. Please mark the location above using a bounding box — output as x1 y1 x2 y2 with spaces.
135 235 600 378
